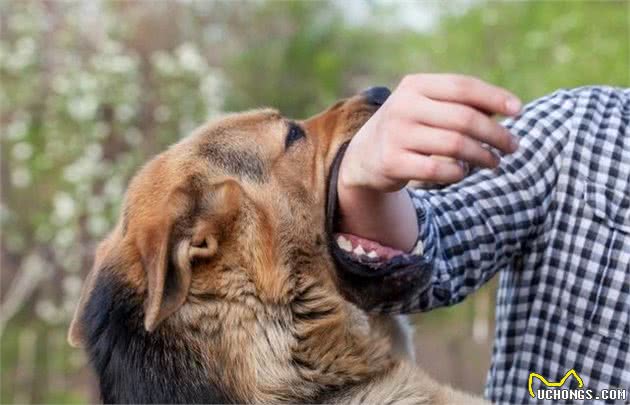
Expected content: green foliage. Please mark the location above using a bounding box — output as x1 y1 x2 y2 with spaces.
404 1 629 101
223 1 395 117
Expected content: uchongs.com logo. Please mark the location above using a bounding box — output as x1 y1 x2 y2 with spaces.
528 369 627 402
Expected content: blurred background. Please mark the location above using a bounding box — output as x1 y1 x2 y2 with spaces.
1 0 628 403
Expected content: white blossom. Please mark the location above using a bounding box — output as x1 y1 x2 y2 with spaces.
54 227 75 248
87 215 109 237
4 118 28 141
53 192 76 222
11 142 33 161
176 42 207 74
11 167 31 188
36 300 62 324
67 95 98 121
151 50 176 75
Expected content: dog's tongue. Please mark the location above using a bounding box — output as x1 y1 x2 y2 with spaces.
333 233 406 261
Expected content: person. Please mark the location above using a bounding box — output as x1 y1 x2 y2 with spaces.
331 74 629 404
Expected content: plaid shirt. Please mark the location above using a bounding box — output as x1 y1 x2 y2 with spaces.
333 86 630 404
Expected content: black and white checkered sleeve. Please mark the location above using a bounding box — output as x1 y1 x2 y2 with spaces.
406 89 578 311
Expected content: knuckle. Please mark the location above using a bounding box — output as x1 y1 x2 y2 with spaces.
401 74 418 86
400 73 425 90
494 92 509 109
458 109 477 130
412 73 428 84
384 97 410 121
391 120 407 136
420 159 438 179
452 75 472 95
445 134 465 155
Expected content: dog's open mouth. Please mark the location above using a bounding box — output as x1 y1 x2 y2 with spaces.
323 85 425 267
325 141 422 266
334 233 412 260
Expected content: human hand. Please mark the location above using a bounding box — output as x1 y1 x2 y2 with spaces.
336 74 522 251
340 74 522 192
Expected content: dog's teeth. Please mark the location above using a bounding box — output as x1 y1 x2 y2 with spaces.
336 236 353 252
367 250 378 258
411 240 424 256
353 246 366 256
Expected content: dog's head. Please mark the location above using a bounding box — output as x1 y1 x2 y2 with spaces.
68 87 395 402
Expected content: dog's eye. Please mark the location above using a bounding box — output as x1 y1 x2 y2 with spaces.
285 123 305 150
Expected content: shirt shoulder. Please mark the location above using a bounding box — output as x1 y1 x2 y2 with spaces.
557 85 630 119
566 84 630 100
504 86 629 142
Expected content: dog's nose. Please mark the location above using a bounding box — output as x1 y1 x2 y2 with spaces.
362 86 391 106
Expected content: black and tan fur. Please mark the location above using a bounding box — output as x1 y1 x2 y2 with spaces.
68 92 487 404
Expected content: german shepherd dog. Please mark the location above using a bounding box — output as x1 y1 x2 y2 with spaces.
68 87 487 404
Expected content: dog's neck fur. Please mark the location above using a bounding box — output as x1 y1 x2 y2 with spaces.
82 258 478 404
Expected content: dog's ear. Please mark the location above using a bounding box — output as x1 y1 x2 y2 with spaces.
142 180 242 332
67 236 115 348
67 179 243 343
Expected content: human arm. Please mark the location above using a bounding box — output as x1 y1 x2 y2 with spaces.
332 86 575 312
337 74 522 252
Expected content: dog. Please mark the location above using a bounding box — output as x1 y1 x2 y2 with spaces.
68 87 487 404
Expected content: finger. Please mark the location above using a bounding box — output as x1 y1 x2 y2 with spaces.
400 124 500 169
387 152 467 184
410 97 518 154
402 73 522 116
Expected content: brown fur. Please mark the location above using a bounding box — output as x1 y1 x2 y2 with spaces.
69 93 487 404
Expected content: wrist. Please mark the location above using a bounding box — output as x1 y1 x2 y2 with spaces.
336 180 417 252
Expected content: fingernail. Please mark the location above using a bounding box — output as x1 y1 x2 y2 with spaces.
457 160 470 174
510 135 520 151
505 97 522 115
